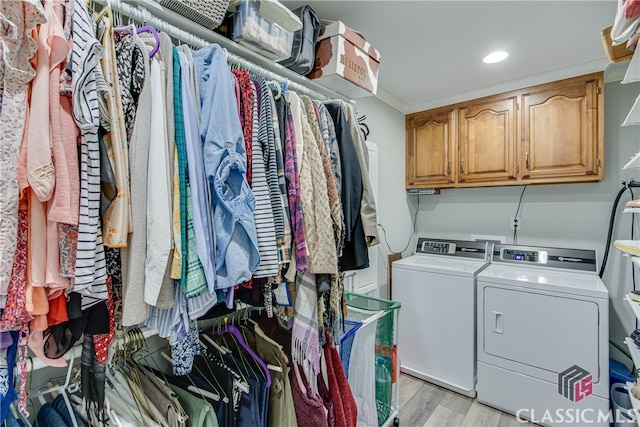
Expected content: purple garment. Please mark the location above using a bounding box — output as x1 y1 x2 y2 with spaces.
284 107 308 272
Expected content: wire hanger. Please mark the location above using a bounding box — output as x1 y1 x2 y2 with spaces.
207 323 272 387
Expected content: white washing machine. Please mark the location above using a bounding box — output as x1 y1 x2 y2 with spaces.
392 238 490 397
477 244 609 427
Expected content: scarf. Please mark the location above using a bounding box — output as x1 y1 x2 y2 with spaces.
292 271 320 394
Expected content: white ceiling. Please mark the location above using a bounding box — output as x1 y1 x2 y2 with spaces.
281 1 619 113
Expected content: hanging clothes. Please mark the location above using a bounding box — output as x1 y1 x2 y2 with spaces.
121 33 152 327
0 3 370 422
301 96 343 256
269 93 293 268
179 47 217 295
324 102 369 271
71 0 108 309
143 37 173 307
95 11 130 250
298 93 337 275
250 79 279 280
192 44 259 295
314 101 343 201
0 0 46 310
339 100 379 247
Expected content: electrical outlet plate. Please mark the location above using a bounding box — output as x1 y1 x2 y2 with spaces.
510 216 521 230
471 234 506 244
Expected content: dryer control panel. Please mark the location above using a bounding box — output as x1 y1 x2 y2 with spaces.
493 244 597 272
500 248 548 264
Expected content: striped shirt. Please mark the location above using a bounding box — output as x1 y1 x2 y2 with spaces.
258 80 285 242
269 93 292 265
250 80 279 278
71 0 107 308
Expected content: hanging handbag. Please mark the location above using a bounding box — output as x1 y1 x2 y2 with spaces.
278 5 320 76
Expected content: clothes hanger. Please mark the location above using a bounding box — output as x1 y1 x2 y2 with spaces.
106 331 158 427
200 338 250 395
265 80 282 100
113 24 160 59
131 360 190 425
208 323 272 387
195 341 231 404
119 329 170 427
225 328 267 384
238 319 284 375
189 353 226 403
159 352 222 402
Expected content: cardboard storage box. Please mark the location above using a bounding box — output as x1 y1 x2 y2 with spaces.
601 26 634 63
309 21 381 98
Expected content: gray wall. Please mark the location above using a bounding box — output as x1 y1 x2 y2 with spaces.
357 80 640 367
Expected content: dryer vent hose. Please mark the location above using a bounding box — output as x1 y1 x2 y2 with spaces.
600 180 640 278
600 184 632 278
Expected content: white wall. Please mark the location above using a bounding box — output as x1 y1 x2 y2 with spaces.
357 79 640 367
354 96 415 300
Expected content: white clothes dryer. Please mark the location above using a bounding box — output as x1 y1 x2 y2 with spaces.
477 244 609 427
392 238 490 397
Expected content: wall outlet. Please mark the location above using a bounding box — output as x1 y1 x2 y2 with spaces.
471 234 506 244
510 216 521 230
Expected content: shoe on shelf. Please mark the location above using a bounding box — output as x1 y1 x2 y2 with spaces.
614 240 640 257
626 199 640 209
629 291 640 303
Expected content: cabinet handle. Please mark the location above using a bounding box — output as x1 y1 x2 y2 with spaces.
447 161 451 176
525 152 529 170
460 159 465 174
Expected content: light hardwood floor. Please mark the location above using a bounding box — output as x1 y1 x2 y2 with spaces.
396 373 533 427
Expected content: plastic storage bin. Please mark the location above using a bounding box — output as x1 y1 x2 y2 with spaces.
342 292 401 427
610 358 635 386
611 383 635 426
229 0 296 60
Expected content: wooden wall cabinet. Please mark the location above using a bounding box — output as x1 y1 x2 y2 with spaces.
406 72 604 190
406 107 456 188
457 95 518 185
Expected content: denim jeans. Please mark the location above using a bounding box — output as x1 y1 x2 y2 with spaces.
36 403 68 427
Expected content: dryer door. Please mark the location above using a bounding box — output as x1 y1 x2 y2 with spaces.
480 286 601 384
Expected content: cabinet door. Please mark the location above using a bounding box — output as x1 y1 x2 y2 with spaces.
406 108 456 188
520 73 603 183
458 95 517 184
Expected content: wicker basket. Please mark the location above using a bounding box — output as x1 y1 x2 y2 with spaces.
157 0 230 30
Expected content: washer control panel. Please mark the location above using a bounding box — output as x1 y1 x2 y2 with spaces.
421 241 456 254
415 238 488 260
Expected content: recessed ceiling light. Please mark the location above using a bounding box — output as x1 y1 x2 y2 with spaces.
483 51 509 64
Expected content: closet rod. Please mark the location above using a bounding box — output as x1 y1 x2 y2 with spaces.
92 0 352 102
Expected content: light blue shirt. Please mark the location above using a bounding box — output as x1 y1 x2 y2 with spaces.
192 44 260 291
